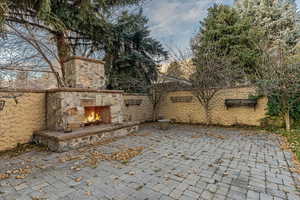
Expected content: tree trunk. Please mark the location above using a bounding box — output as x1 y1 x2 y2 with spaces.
204 104 211 125
55 32 71 84
284 111 291 131
152 104 159 122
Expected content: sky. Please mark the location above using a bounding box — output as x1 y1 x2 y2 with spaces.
143 0 300 51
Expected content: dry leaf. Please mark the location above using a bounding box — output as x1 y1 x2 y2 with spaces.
74 177 83 182
0 173 10 180
85 192 91 196
15 175 26 179
191 135 202 139
129 171 135 176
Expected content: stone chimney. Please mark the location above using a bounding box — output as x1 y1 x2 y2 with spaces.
64 56 106 89
16 71 28 89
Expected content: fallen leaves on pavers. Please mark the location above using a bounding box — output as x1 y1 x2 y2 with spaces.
214 159 224 165
222 173 229 177
111 147 145 161
0 173 10 180
84 147 145 167
70 165 81 171
174 173 185 178
15 175 26 179
128 171 135 176
4 167 32 179
85 191 92 196
58 154 86 163
128 132 152 137
191 135 202 139
239 131 261 137
0 166 32 180
74 176 83 182
290 167 300 174
290 154 300 174
207 132 227 140
280 137 291 151
86 180 93 186
279 137 300 174
0 143 48 158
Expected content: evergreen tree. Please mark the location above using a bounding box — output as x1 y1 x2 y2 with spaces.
1 0 143 86
105 11 168 93
192 4 262 76
235 0 300 130
235 0 300 54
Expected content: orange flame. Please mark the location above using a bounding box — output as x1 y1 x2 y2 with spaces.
86 111 101 123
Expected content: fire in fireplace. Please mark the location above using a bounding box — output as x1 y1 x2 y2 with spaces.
84 106 111 126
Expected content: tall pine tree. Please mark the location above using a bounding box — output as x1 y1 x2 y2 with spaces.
235 0 300 54
192 4 262 76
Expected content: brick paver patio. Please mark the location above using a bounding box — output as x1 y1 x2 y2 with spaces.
0 124 300 200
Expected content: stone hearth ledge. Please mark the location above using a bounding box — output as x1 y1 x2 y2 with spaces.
33 122 139 152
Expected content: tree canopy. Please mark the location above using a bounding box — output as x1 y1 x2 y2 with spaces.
0 0 145 85
235 0 300 54
192 4 262 76
0 0 169 91
105 11 168 93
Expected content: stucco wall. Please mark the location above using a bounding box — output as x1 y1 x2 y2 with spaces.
123 94 153 122
0 91 46 151
0 87 267 151
159 87 267 126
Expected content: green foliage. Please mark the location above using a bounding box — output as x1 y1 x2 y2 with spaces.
192 4 262 75
248 94 263 100
235 0 300 53
267 95 300 120
1 0 144 49
105 10 168 93
1 0 158 89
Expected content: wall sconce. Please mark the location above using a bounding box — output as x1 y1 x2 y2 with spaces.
0 100 5 111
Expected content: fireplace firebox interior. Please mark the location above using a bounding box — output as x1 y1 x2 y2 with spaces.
84 106 111 126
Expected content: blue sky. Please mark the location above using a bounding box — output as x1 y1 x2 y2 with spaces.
144 0 300 51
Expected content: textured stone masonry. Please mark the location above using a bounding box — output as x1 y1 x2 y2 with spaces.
46 91 125 131
64 57 106 89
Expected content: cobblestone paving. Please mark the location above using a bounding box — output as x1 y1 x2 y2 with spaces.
0 124 300 200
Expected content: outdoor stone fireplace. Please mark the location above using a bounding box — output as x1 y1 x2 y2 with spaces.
33 56 139 152
46 89 124 131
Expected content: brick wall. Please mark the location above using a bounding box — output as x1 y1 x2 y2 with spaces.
123 94 153 122
0 91 46 151
159 87 267 126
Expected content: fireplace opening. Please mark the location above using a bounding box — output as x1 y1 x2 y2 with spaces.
84 106 111 126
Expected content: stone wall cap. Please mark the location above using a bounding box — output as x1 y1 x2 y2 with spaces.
167 85 256 92
64 56 105 65
0 88 46 93
124 93 149 96
46 88 124 93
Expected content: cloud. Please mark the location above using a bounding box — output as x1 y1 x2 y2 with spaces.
144 0 235 49
144 0 300 50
